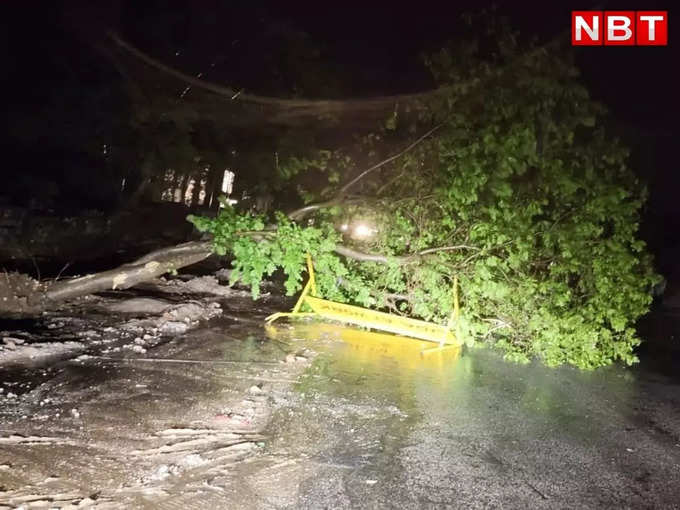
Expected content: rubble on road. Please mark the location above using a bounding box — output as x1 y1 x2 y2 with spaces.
0 273 234 369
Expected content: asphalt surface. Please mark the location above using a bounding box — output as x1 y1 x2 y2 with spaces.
262 319 680 509
1 297 679 509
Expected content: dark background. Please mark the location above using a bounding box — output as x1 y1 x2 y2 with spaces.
1 1 678 276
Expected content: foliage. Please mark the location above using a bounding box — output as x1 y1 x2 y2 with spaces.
189 15 659 369
189 207 341 300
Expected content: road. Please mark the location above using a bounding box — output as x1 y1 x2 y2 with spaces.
1 295 679 509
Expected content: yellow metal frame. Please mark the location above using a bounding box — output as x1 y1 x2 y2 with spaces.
265 255 462 349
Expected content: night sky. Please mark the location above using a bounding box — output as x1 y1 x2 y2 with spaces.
1 1 678 260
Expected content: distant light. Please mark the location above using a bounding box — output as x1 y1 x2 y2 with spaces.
218 197 238 210
221 170 235 194
353 223 374 239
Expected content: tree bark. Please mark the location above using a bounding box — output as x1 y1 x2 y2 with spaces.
44 241 213 302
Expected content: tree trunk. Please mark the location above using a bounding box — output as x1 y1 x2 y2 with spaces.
0 219 471 316
43 241 213 303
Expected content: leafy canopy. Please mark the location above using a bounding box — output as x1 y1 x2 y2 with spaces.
189 15 659 369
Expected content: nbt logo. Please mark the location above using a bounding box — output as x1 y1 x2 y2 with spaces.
572 11 668 45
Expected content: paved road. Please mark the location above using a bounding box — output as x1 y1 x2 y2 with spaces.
259 318 680 509
1 302 679 508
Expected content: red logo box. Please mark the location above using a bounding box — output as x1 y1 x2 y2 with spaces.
572 11 668 45
572 11 602 45
637 11 668 45
604 11 636 45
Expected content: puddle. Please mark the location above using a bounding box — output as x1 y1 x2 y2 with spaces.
259 318 680 508
266 321 462 412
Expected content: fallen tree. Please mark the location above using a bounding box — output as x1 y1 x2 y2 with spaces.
184 18 660 369
2 15 659 370
0 242 211 316
43 241 215 302
0 126 453 316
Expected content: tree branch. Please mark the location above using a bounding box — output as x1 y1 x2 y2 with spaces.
416 245 480 257
44 241 213 302
338 121 446 195
333 245 395 263
35 229 478 306
333 244 478 264
19 230 475 308
107 31 443 111
287 198 343 221
286 122 446 221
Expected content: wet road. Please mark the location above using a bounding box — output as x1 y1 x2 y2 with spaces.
261 319 680 509
1 300 680 508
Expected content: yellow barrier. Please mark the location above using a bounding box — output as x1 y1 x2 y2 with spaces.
265 255 463 347
265 321 462 371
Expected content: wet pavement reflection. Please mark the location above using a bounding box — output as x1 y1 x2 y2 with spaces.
264 319 680 509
